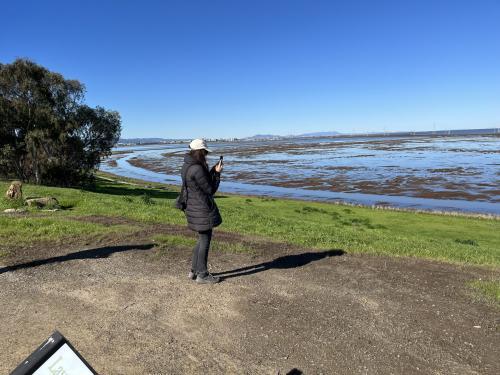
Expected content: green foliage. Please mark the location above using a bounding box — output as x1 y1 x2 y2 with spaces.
0 59 121 186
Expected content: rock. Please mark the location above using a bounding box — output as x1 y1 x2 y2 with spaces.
25 197 59 208
5 181 23 200
3 208 27 213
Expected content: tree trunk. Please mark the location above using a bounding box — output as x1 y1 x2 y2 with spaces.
5 181 22 199
32 142 40 184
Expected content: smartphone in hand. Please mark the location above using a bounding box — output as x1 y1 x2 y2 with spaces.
213 155 224 173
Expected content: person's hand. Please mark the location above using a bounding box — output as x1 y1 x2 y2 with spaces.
215 161 223 173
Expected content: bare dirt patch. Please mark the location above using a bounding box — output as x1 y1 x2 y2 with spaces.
71 214 141 227
1 220 498 374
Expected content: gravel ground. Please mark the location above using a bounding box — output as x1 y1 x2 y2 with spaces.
1 221 499 374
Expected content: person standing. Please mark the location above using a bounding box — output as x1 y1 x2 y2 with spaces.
180 139 223 284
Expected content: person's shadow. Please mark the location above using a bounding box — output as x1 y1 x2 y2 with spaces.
0 244 155 275
213 249 344 280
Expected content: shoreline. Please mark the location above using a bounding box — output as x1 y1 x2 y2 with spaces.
97 171 500 220
103 134 500 215
126 156 499 203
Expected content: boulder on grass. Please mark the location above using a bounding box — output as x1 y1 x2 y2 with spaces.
3 208 27 213
5 181 23 200
25 197 59 208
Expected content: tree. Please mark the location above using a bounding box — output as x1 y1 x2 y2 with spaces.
0 58 121 185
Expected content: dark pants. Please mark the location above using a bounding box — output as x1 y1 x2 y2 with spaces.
191 229 213 276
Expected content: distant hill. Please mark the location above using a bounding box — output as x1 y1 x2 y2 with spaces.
119 138 166 144
243 134 284 140
119 128 498 145
297 131 341 137
421 128 498 136
361 128 499 137
117 138 186 145
243 131 342 140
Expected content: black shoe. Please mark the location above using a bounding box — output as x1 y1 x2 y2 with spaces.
196 273 220 284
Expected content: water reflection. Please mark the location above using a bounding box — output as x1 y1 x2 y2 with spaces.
101 136 500 214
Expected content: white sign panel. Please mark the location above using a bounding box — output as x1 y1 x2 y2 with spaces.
32 344 93 375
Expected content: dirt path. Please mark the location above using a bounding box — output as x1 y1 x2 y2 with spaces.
0 220 498 374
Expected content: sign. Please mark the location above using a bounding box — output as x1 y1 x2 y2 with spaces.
32 344 94 375
11 331 97 375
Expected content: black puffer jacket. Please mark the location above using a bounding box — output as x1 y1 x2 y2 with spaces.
181 153 222 232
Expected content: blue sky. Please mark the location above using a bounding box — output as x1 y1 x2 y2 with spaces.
1 0 499 138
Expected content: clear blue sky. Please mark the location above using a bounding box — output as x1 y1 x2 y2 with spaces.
2 0 499 138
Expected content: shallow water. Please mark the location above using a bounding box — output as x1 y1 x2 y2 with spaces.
101 135 500 214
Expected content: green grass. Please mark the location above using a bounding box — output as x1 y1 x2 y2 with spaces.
2 197 25 210
0 215 137 246
218 198 500 265
154 234 197 248
468 280 500 305
1 176 499 266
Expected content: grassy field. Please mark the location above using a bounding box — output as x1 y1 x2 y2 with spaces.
1 174 499 267
1 174 499 302
468 280 500 306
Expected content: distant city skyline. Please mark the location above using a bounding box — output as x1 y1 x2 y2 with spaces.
2 0 499 139
116 128 499 143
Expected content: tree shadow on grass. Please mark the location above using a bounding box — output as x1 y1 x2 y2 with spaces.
81 181 227 199
213 249 344 280
58 204 75 210
84 181 229 200
0 243 155 275
84 182 179 199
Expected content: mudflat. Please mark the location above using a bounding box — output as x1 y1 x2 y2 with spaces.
1 219 498 374
108 136 500 206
